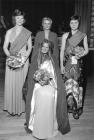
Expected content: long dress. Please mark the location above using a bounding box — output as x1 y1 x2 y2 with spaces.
63 31 86 119
4 27 31 115
25 34 70 137
29 59 58 139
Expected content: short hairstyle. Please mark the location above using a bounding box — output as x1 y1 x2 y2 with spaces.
12 9 25 17
42 17 52 25
70 15 81 23
12 9 25 25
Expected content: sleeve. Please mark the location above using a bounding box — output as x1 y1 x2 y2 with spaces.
34 32 39 47
30 32 40 62
53 33 59 61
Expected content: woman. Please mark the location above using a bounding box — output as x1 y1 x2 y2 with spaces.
3 9 32 116
60 15 89 119
30 17 59 62
25 17 70 139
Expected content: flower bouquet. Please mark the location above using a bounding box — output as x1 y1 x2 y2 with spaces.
33 69 52 86
6 53 25 69
72 46 85 58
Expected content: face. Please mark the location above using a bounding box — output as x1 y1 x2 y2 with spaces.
42 19 52 30
41 42 49 54
70 19 79 31
15 15 24 26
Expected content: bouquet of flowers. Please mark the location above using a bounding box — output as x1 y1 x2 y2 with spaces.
6 53 25 69
33 69 52 86
72 46 85 58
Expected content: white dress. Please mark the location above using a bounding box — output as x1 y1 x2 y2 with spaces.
4 45 29 115
28 60 58 139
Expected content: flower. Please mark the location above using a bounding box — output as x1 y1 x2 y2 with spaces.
7 53 25 69
72 46 85 58
33 69 52 86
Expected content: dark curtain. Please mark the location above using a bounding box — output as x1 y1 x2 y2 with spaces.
0 0 1 16
75 0 91 38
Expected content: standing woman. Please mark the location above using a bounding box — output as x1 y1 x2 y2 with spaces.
60 15 89 119
3 9 32 116
24 17 70 138
31 17 59 62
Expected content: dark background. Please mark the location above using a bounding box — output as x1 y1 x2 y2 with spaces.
1 0 75 35
1 0 93 77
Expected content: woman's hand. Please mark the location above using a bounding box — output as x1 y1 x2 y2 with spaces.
6 53 11 58
9 55 15 59
75 51 85 59
75 55 80 60
21 56 27 64
61 66 65 74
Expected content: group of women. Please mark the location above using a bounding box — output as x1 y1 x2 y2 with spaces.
3 9 88 139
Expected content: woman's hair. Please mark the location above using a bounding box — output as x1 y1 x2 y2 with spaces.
41 39 54 54
70 15 81 23
41 39 50 48
42 17 52 25
12 9 25 25
12 9 25 17
38 39 54 67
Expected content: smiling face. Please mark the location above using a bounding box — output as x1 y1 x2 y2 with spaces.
70 19 79 31
15 15 24 26
41 42 49 54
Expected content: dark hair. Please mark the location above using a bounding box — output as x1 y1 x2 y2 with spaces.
70 15 81 23
12 9 25 17
42 17 52 25
12 9 25 25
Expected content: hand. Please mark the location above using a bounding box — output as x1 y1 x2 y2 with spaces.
6 52 11 57
9 55 15 59
75 55 80 60
75 53 84 59
75 49 85 59
61 66 65 74
22 56 27 64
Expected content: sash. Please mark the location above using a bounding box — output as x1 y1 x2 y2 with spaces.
9 27 31 55
68 30 86 47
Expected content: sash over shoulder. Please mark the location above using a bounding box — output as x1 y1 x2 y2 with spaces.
9 27 31 55
68 31 86 47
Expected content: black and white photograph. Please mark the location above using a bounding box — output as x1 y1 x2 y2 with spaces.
0 0 94 140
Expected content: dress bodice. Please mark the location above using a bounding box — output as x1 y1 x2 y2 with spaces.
40 60 57 88
67 32 84 47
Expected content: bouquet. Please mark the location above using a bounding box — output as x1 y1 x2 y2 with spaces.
72 46 85 58
6 53 25 69
33 69 52 86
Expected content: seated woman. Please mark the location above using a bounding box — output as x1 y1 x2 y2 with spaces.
25 39 70 139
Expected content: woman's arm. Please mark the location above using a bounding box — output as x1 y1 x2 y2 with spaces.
34 32 39 48
3 30 11 57
75 35 89 59
53 33 59 60
83 35 89 55
60 33 68 74
25 35 32 59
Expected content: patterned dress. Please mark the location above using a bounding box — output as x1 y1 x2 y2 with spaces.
63 31 86 119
